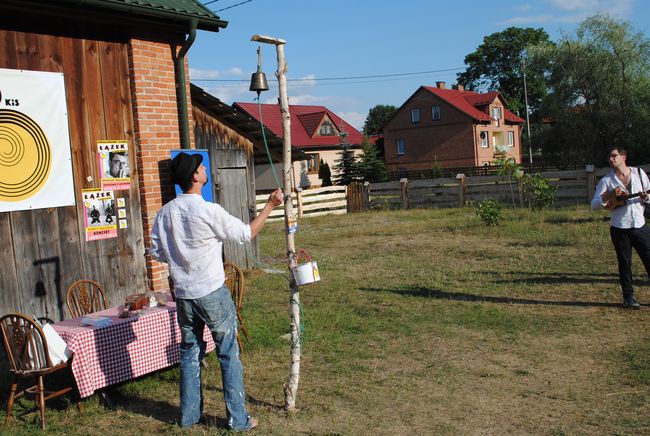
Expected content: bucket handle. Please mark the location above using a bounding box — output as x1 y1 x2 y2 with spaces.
295 248 312 264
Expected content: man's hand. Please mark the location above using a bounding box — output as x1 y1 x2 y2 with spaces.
268 188 283 207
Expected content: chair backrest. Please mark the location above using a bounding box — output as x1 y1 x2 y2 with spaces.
224 262 244 310
66 279 107 318
0 313 52 372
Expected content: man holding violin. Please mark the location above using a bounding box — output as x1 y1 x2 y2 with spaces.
592 146 650 309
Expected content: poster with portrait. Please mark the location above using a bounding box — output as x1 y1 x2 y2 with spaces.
98 140 130 191
82 189 117 241
0 68 75 212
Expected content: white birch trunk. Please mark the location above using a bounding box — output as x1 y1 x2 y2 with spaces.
251 33 301 412
275 43 301 412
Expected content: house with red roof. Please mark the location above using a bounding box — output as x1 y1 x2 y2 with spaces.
233 102 364 189
383 82 525 174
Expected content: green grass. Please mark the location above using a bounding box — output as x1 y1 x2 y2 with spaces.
1 205 649 434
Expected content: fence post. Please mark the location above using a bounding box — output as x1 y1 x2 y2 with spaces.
586 165 595 203
456 173 465 207
363 181 370 211
400 178 409 209
296 187 304 218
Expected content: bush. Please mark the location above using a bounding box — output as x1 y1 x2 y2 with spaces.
522 173 556 210
476 198 503 225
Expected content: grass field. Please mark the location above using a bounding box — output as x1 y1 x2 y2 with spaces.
1 206 649 435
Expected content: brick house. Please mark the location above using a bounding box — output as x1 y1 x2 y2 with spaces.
383 82 525 174
233 103 364 189
0 0 227 316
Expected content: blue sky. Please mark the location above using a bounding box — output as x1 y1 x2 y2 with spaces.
189 0 649 130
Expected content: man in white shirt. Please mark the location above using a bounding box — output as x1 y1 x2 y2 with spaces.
591 146 650 309
150 152 282 430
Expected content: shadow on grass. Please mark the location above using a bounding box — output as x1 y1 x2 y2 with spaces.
359 287 622 308
486 270 627 285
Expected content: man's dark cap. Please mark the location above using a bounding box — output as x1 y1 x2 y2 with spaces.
170 152 203 185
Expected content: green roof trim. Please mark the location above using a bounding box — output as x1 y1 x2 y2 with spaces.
5 0 228 32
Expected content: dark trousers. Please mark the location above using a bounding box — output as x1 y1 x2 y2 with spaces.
610 225 650 299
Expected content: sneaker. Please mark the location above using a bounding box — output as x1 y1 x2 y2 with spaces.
623 298 641 309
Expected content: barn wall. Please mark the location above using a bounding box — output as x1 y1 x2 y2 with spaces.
193 106 259 269
0 29 146 319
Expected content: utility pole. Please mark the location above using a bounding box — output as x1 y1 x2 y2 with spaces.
522 57 533 164
250 34 301 412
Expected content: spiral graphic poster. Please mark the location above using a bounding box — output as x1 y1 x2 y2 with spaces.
0 68 75 212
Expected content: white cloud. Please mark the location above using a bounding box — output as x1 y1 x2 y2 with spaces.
548 0 598 11
502 0 634 25
189 67 245 80
516 4 533 12
336 112 366 131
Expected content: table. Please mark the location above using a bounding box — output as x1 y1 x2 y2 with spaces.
53 302 215 398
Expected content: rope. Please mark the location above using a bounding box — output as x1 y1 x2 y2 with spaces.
289 297 305 354
255 95 282 189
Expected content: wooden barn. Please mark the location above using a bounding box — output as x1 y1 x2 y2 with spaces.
0 1 227 319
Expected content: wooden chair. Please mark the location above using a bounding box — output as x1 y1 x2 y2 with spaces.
224 262 249 352
66 280 107 319
0 313 80 430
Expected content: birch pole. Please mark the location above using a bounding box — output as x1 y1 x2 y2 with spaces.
251 34 301 411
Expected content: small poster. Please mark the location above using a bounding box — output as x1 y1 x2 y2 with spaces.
82 189 117 241
98 140 130 191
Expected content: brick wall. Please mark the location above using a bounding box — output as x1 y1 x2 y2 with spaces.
384 87 522 172
129 38 195 291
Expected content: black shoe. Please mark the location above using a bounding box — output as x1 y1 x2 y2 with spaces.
623 298 641 309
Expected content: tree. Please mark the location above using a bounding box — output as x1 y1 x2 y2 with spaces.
457 27 552 117
533 14 650 163
333 131 359 185
318 159 332 186
362 104 398 135
356 137 388 183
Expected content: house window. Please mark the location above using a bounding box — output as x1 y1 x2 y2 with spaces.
396 138 405 155
431 105 440 121
319 120 335 136
492 107 502 127
480 131 488 148
411 108 420 123
507 131 515 147
306 153 320 174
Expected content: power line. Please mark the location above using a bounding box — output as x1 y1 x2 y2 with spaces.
214 0 253 12
203 0 220 5
193 67 464 83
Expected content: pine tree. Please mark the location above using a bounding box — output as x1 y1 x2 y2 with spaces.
318 159 332 186
356 137 388 182
333 130 359 185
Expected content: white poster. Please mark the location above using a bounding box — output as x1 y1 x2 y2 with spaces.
0 68 75 212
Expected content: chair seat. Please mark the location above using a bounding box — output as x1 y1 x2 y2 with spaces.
1 313 81 430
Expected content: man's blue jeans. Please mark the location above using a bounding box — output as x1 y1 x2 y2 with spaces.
175 285 252 430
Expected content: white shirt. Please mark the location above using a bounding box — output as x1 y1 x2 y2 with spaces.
149 193 251 299
591 167 650 229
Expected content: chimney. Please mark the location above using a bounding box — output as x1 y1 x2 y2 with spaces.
436 81 446 89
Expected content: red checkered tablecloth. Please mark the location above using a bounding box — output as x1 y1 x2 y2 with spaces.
53 302 215 398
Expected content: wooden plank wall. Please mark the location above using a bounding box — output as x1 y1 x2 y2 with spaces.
0 30 146 320
193 107 259 269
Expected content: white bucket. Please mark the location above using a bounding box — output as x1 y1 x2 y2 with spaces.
292 260 320 286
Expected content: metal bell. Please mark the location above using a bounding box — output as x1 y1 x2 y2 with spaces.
249 47 269 94
249 71 269 93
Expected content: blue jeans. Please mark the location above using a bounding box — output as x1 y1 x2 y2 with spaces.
176 285 252 430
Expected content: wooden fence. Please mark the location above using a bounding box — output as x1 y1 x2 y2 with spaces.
360 165 650 211
256 185 347 221
254 164 650 220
